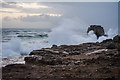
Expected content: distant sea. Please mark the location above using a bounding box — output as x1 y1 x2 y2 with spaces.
2 28 51 58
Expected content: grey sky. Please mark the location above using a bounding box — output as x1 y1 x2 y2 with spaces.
1 1 118 30
2 0 120 2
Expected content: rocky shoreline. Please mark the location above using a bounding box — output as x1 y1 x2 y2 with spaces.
2 35 120 80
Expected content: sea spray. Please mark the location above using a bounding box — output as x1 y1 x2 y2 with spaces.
2 37 51 57
97 28 117 42
2 38 21 57
2 28 51 57
48 18 117 45
48 18 89 45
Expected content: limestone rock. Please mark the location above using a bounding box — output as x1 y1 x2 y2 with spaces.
87 25 108 39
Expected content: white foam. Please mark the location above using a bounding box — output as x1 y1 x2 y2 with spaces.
2 37 51 58
48 18 117 45
2 38 21 58
1 56 25 67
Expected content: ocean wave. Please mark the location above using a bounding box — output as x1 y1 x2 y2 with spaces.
17 35 34 37
17 34 48 38
37 34 48 37
2 38 21 58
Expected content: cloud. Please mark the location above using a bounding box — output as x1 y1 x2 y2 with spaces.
2 0 120 2
0 8 21 13
16 3 50 9
3 16 12 21
1 2 118 30
2 13 62 28
1 2 51 14
20 13 62 22
19 14 62 28
1 2 18 8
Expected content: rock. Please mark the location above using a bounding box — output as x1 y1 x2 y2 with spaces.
106 43 116 49
24 55 42 64
5 64 26 69
87 25 108 39
42 49 59 54
103 77 115 80
113 35 120 42
97 67 111 74
42 58 62 65
105 53 114 57
51 45 57 49
30 49 59 55
61 51 69 55
102 39 113 43
29 50 44 55
2 35 120 79
25 55 63 65
97 56 105 60
83 58 97 65
74 61 80 65
117 46 120 51
69 51 80 55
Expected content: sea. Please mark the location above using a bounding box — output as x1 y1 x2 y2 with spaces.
1 27 117 58
2 28 51 58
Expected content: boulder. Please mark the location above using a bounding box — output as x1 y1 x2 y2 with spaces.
87 25 108 39
24 55 42 64
113 35 120 43
51 45 57 49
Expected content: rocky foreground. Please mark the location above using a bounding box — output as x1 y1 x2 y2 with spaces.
2 35 120 80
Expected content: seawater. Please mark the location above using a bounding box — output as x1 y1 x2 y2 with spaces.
2 28 51 58
1 27 117 58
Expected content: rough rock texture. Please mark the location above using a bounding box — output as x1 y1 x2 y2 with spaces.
2 35 120 80
87 25 108 39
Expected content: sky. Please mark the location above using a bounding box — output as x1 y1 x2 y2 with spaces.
0 0 118 30
1 0 120 2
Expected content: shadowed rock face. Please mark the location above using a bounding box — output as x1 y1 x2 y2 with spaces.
87 25 108 39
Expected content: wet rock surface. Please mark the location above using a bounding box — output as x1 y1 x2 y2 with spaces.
2 35 120 79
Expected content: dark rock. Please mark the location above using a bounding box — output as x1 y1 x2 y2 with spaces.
5 64 26 69
25 55 63 65
102 39 113 43
83 58 99 65
24 55 42 64
51 45 57 49
117 46 120 51
113 35 120 43
97 67 111 74
30 48 60 56
69 51 80 55
103 77 115 80
87 25 108 39
42 58 62 65
106 43 116 49
105 53 114 57
29 50 44 55
97 56 105 60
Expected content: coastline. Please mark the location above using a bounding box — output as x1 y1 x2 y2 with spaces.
2 35 120 79
1 56 26 68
